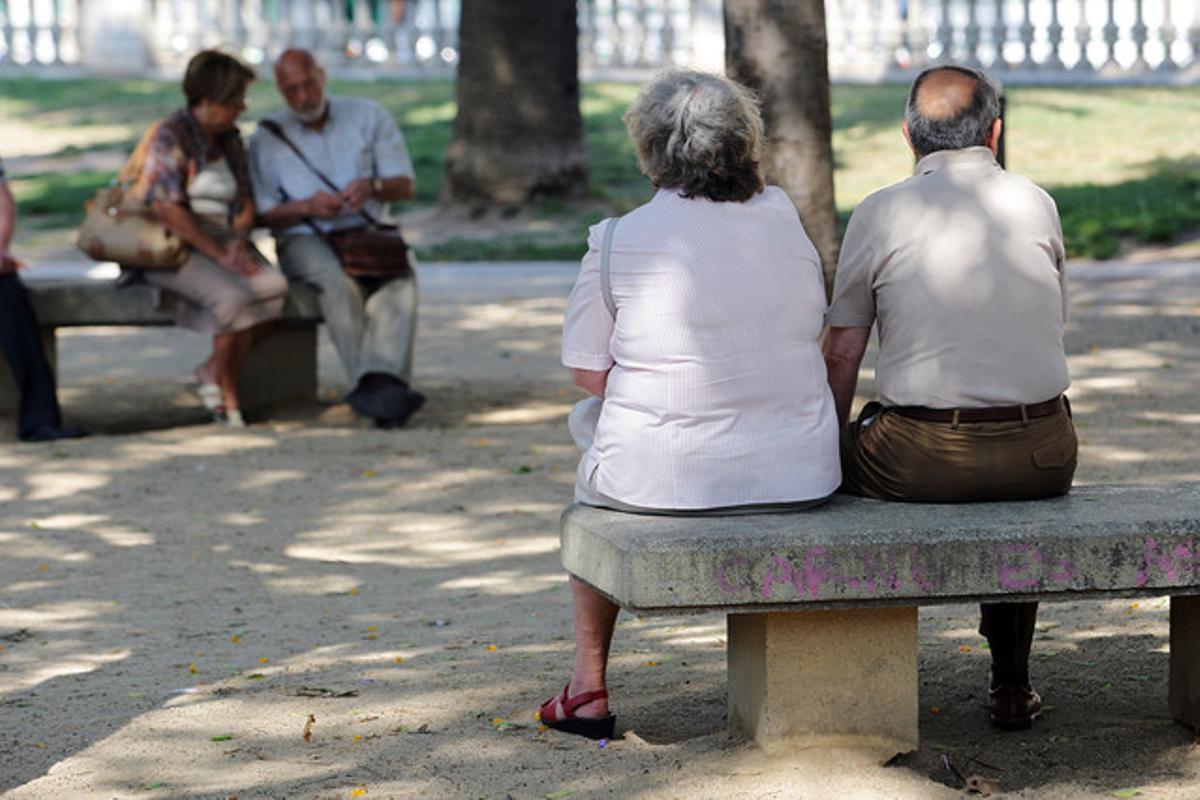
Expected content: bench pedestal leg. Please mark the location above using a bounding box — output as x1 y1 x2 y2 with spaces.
238 323 318 412
1169 595 1200 729
727 607 918 754
0 327 56 417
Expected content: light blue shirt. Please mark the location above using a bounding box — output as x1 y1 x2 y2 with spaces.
248 95 415 235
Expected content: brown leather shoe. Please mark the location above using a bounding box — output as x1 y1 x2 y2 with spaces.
988 684 1042 730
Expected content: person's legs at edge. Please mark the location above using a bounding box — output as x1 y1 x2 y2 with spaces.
0 274 75 439
554 576 620 719
211 331 240 412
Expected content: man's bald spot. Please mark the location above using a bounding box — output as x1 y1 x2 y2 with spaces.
275 48 319 80
913 69 978 121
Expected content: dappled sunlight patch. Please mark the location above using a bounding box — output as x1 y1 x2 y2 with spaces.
89 525 156 547
455 300 567 332
438 569 565 595
259 573 361 596
1 647 130 695
465 401 574 426
228 560 288 575
1079 443 1156 464
25 470 109 500
239 469 307 490
0 530 94 562
0 599 111 631
27 513 106 530
1140 412 1200 425
221 512 265 527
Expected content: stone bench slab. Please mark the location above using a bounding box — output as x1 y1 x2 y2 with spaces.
1 279 324 415
561 483 1200 614
561 482 1200 753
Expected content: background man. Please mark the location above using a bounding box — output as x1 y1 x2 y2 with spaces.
0 157 85 442
249 48 422 428
822 66 1077 730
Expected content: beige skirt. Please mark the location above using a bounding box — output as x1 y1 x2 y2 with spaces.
144 219 288 334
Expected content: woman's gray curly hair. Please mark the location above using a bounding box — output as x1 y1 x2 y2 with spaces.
623 69 765 203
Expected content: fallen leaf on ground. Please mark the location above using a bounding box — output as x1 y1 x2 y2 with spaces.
210 735 234 742
302 714 316 744
350 789 368 797
958 645 972 653
487 644 497 652
643 660 658 667
188 663 198 674
1111 790 1142 799
545 792 573 799
394 656 403 665
259 657 269 664
230 635 241 644
360 470 376 478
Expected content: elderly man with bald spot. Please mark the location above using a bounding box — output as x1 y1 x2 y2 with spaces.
822 66 1077 730
249 48 423 428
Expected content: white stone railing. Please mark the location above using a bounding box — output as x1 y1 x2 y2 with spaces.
0 0 1195 83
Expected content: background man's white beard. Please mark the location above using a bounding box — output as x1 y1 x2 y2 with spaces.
293 100 328 123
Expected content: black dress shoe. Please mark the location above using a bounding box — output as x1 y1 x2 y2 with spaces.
988 684 1042 730
375 390 425 429
21 424 87 442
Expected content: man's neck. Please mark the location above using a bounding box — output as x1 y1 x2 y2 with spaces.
298 100 331 133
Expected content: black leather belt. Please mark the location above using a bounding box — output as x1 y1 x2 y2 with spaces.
889 396 1066 424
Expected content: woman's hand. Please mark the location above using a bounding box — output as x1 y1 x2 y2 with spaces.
220 240 261 277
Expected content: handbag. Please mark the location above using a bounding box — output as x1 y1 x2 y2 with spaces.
75 128 189 270
76 185 189 270
259 119 413 279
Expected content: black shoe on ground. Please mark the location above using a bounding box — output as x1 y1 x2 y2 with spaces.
375 390 425 429
988 684 1042 730
21 424 87 443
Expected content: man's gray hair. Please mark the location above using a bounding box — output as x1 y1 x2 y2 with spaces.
622 69 765 203
905 66 1001 158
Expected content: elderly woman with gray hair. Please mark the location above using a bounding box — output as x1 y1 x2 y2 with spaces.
539 70 841 739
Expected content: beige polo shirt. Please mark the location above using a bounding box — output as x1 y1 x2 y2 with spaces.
827 146 1070 409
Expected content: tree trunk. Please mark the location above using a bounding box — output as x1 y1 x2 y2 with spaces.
724 0 839 294
443 1 589 204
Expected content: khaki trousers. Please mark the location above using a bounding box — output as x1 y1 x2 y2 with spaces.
841 400 1078 687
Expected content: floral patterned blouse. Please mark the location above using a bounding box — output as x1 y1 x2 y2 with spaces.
126 107 253 223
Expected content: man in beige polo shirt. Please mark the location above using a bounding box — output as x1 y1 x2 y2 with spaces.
823 65 1077 730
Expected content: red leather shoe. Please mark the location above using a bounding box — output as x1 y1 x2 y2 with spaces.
537 685 616 740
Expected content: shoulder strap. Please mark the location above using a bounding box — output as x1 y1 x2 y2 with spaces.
600 216 619 319
258 118 382 228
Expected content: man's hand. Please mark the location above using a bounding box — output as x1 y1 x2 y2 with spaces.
220 241 261 277
341 178 373 213
305 191 345 219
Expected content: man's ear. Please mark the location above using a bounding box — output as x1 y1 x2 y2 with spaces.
901 120 917 158
986 117 1003 156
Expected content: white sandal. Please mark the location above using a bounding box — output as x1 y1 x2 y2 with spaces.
195 382 222 412
223 409 246 428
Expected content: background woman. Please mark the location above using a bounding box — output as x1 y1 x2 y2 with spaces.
540 70 842 739
127 49 287 426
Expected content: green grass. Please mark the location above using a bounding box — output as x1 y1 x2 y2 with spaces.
2 77 1197 261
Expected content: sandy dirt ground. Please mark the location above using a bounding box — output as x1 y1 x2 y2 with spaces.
1 248 1199 799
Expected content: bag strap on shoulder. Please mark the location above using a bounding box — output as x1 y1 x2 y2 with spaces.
599 216 619 319
259 118 381 229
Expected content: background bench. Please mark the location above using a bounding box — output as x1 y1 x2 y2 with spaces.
0 277 323 416
561 482 1200 755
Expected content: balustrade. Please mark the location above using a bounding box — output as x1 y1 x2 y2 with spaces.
0 0 1193 83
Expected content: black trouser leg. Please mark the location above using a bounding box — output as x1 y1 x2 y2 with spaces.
0 274 61 438
979 601 1039 688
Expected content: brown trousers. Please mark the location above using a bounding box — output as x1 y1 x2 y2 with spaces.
840 400 1078 687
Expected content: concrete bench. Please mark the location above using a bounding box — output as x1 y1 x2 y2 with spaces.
0 278 323 415
561 482 1200 754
